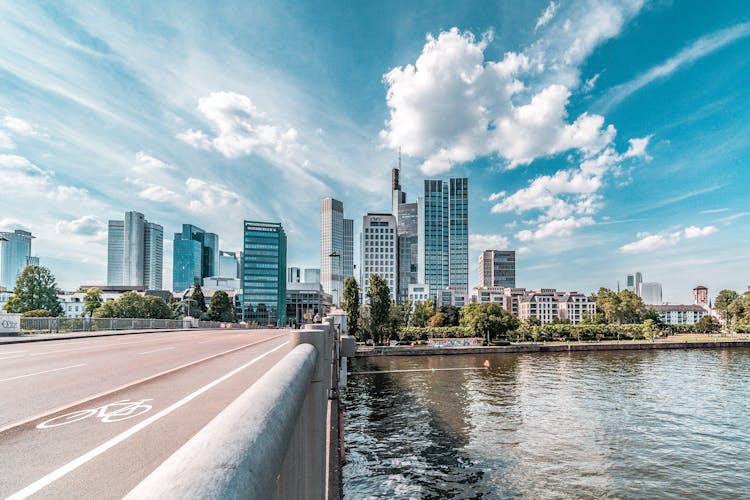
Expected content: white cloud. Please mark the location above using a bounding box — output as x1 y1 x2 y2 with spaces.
0 130 14 149
488 190 506 201
55 215 106 236
516 216 594 241
137 185 180 203
0 154 47 186
623 135 652 159
620 232 681 253
684 225 717 238
48 185 90 201
0 218 30 231
134 151 176 172
469 233 511 250
598 21 750 112
535 1 558 31
182 91 299 159
582 73 600 93
3 115 36 135
185 177 242 212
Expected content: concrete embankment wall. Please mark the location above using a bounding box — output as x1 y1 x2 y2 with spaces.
356 340 750 358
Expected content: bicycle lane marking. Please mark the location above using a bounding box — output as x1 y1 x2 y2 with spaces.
0 364 86 384
6 340 289 500
0 333 287 434
37 399 154 428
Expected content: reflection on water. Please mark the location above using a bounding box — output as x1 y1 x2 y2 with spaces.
343 349 750 499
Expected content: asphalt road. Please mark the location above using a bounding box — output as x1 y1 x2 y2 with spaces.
0 328 292 499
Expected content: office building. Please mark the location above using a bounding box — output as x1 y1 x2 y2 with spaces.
641 282 663 305
479 250 516 288
0 229 36 290
304 268 320 284
391 167 420 303
343 218 354 283
107 211 163 289
407 283 431 303
219 250 241 279
361 213 398 302
471 286 506 305
419 177 469 302
288 267 301 283
286 282 333 326
172 224 218 292
242 220 286 326
321 198 344 305
626 271 643 296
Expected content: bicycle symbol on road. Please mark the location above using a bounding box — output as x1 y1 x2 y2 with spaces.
37 399 153 428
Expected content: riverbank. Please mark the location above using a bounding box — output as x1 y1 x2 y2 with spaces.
355 336 750 357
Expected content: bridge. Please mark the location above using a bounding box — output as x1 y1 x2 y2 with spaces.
0 315 355 499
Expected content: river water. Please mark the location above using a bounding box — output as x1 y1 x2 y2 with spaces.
342 348 750 499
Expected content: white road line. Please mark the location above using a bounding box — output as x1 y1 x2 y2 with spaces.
0 334 287 433
7 341 290 500
138 347 175 355
0 364 86 383
0 350 26 355
0 355 26 361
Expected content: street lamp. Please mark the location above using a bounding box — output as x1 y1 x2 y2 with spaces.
329 252 341 306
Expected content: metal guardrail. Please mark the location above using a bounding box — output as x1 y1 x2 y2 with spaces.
19 317 246 333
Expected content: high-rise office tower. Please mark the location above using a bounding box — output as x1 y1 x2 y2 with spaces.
288 267 301 283
320 198 344 305
0 229 35 290
242 220 287 326
626 272 644 297
641 282 663 305
107 211 163 289
219 250 241 279
479 250 516 288
361 213 398 302
304 268 320 284
172 224 219 291
419 177 469 300
343 218 354 283
391 167 419 302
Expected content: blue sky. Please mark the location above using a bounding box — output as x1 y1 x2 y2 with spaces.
1 0 748 303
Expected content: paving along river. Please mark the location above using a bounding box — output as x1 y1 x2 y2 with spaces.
343 348 750 499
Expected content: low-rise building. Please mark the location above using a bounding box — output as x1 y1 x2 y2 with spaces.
557 292 597 324
286 282 332 326
650 304 708 325
407 283 431 304
518 289 560 324
471 286 506 305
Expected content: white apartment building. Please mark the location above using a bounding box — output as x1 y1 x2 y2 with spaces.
650 304 708 325
408 283 431 303
361 213 397 302
58 291 126 318
471 286 506 305
518 289 560 324
558 292 597 324
510 288 597 325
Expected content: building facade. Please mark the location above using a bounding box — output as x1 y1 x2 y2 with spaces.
242 220 287 326
479 250 516 288
304 268 320 284
361 213 397 302
288 267 301 283
172 224 218 292
0 229 35 290
343 218 354 284
626 272 643 296
286 282 332 326
391 167 420 303
420 177 469 302
651 304 708 325
320 198 344 305
107 211 163 289
219 250 241 279
641 282 663 305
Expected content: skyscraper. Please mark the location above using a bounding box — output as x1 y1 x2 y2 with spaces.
288 267 301 283
320 198 344 305
641 282 663 305
304 268 320 284
626 272 643 297
242 220 287 326
343 218 354 284
219 250 241 279
479 250 516 288
107 211 163 289
392 167 419 303
361 213 398 302
0 229 35 290
419 177 469 301
172 224 219 291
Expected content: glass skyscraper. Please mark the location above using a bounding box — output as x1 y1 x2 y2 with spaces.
320 198 344 305
172 224 219 291
242 220 287 326
0 229 35 290
419 177 469 301
107 211 163 289
343 218 354 284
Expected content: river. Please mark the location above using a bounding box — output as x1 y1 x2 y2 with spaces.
342 348 750 499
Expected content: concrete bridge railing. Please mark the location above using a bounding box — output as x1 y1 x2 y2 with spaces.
126 318 341 500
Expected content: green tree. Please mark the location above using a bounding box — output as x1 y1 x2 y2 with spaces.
714 289 739 324
208 291 235 322
4 265 63 316
642 319 658 341
592 288 645 324
427 311 446 327
695 315 721 334
410 300 434 327
143 296 172 319
366 274 391 345
93 292 148 318
358 304 371 343
460 303 520 343
439 305 461 327
83 288 103 318
191 284 207 313
22 309 51 317
388 301 403 340
342 277 361 339
642 308 664 327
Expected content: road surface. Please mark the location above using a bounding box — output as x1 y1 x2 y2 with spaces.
0 328 291 499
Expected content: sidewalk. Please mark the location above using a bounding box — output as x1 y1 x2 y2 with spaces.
0 328 191 345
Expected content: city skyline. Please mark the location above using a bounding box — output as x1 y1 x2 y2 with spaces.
1 2 749 301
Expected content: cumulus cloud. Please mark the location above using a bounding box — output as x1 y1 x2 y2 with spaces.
138 185 180 203
133 151 176 172
3 115 36 136
488 191 506 201
179 91 299 159
623 135 652 159
535 1 558 31
55 215 106 237
0 130 13 149
0 154 47 186
516 216 594 241
48 185 90 201
684 225 717 238
185 177 242 212
620 225 718 253
469 233 511 250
